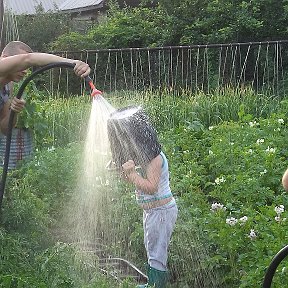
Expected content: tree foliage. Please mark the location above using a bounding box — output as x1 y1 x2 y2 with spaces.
159 0 288 44
51 5 174 51
16 1 288 51
17 5 72 52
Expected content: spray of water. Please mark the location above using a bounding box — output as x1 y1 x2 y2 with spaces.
59 97 221 286
63 96 116 251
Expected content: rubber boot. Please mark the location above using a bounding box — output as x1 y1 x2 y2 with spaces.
137 265 168 288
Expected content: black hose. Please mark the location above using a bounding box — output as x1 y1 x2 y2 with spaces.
0 62 92 210
263 244 288 287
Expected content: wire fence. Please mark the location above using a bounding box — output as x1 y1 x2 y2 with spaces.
48 40 288 97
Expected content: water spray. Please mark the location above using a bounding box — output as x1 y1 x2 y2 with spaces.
0 62 100 210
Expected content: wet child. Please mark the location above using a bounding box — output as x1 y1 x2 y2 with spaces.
107 106 178 288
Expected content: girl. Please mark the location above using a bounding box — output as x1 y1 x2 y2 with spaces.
107 106 178 288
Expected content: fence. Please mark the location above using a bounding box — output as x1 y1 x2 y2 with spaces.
47 40 288 97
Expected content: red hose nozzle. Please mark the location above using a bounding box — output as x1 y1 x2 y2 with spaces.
85 76 102 98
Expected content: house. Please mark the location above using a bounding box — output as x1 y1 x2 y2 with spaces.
4 0 65 15
3 0 157 38
59 0 106 21
4 0 156 20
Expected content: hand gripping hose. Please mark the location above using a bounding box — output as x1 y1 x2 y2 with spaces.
0 62 100 210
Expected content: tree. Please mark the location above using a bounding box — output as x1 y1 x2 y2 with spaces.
16 5 72 52
159 0 288 44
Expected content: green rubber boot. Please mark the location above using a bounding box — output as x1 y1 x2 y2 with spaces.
137 265 168 288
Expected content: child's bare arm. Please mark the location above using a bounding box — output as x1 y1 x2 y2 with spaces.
122 155 162 194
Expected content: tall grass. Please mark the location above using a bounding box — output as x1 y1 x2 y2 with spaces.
40 86 282 148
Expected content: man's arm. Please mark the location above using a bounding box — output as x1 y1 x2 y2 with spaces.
0 53 91 79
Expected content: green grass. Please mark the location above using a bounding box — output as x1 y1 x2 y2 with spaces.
1 87 288 287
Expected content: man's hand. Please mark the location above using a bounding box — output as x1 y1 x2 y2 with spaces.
10 97 25 113
73 61 91 78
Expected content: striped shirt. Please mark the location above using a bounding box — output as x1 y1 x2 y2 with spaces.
0 85 9 111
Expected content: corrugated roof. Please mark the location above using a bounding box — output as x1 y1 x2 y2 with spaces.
4 0 65 15
59 0 103 12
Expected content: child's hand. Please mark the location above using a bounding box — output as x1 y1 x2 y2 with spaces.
122 160 135 172
122 160 137 182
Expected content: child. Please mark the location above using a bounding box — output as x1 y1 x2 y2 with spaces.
107 106 178 288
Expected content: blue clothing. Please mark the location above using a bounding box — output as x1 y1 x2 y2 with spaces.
135 151 178 271
136 152 176 207
143 203 178 271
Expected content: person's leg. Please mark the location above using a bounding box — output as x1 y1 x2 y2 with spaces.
138 205 177 287
145 205 178 271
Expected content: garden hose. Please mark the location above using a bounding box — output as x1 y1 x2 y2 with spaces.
0 62 99 209
263 244 288 287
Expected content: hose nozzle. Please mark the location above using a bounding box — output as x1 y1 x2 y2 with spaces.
86 76 102 98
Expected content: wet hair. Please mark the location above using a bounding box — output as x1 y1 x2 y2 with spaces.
107 106 161 168
2 41 33 56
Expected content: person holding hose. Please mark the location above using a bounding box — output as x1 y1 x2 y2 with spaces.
0 41 91 134
107 106 178 288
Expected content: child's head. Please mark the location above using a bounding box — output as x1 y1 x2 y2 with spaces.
107 106 161 168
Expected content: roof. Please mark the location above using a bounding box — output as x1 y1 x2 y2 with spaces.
4 0 66 15
4 0 152 15
59 0 104 13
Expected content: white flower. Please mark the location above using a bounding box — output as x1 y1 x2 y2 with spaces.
239 216 248 225
226 217 238 226
275 205 285 215
278 119 284 124
249 121 258 127
211 202 226 212
230 142 234 146
275 215 286 223
274 128 281 132
47 146 55 152
246 149 253 154
215 176 226 185
256 138 265 145
275 216 281 222
208 150 214 155
260 169 267 176
248 229 257 240
265 146 276 153
208 126 214 131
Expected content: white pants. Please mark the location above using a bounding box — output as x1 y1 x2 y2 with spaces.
143 203 178 271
